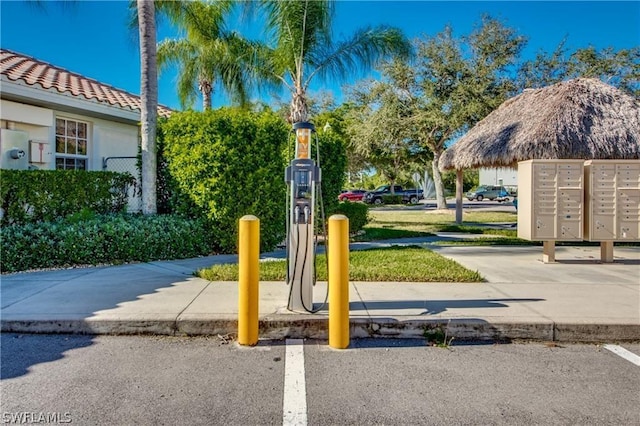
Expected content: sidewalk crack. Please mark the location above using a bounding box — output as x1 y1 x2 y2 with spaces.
351 282 372 322
176 281 212 321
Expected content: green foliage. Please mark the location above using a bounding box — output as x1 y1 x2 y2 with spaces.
423 324 454 347
156 0 260 109
65 208 97 224
381 194 403 204
0 170 135 225
334 201 370 233
161 108 289 252
315 128 347 217
256 0 410 122
345 16 525 208
441 169 479 192
155 117 201 217
517 41 640 96
0 214 215 273
360 172 387 190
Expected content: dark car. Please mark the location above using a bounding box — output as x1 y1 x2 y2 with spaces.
338 189 366 202
363 185 423 205
466 185 510 201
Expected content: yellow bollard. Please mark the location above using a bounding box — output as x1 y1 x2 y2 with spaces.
238 215 260 346
328 214 350 349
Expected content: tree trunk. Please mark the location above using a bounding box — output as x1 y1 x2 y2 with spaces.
432 151 447 210
455 169 463 224
199 79 212 110
290 86 308 124
138 0 157 215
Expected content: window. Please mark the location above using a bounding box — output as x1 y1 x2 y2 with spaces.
55 118 88 170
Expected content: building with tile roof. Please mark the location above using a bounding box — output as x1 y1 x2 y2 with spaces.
1 48 173 211
1 48 172 120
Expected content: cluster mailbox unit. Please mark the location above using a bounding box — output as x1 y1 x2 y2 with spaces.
518 159 585 262
584 160 640 261
518 159 640 263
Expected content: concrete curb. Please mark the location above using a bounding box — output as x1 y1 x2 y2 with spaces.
3 317 639 343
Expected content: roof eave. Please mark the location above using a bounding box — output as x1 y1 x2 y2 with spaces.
1 78 142 124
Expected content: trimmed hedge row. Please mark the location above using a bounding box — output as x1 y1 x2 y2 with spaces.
0 170 135 225
334 201 370 233
161 108 289 253
381 194 403 204
0 214 215 273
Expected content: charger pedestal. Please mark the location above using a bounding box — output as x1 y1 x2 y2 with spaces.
285 122 320 313
287 223 315 312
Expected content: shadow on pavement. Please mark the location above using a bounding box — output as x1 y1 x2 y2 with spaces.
350 298 544 316
1 263 205 379
0 333 94 380
555 258 640 265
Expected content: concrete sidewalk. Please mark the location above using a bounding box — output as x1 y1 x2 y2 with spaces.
1 242 639 342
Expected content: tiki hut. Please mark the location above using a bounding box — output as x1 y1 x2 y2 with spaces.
440 78 639 171
438 78 640 223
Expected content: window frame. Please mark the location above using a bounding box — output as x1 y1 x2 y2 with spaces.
55 117 89 170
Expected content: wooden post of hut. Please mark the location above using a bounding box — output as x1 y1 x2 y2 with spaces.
456 170 464 224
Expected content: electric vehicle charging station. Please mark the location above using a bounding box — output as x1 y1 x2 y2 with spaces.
285 122 324 312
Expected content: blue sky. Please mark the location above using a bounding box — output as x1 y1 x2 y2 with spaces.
1 1 638 111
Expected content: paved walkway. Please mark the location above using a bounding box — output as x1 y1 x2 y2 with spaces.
2 239 638 342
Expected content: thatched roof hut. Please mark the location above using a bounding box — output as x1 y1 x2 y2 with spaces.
439 78 640 171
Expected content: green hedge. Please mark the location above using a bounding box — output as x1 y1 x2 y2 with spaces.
157 109 347 253
155 117 201 217
0 214 215 273
334 201 370 233
161 108 289 252
310 129 347 218
382 194 403 204
0 170 135 225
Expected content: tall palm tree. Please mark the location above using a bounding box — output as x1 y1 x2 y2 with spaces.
157 0 258 110
137 0 157 215
255 0 411 124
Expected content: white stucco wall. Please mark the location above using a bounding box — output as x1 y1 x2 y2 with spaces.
479 167 518 187
1 99 139 172
93 124 139 170
0 99 53 127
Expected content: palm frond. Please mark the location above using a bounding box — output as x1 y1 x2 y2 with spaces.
261 0 334 81
305 25 411 89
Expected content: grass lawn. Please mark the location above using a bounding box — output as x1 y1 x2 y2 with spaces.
198 245 483 282
198 208 524 282
367 209 517 233
356 209 519 242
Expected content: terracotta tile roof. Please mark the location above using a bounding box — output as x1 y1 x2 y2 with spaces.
1 48 172 118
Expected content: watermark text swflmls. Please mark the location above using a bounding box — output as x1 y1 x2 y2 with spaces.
1 412 72 424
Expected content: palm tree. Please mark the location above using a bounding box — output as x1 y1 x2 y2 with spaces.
137 0 157 215
255 0 411 124
157 0 258 110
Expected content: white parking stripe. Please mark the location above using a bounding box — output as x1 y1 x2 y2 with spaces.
604 344 640 367
283 339 307 426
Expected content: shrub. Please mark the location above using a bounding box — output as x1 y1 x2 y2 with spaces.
441 168 479 193
382 194 403 204
161 108 289 252
334 202 370 233
313 129 347 217
0 214 215 273
155 117 201 217
0 170 135 225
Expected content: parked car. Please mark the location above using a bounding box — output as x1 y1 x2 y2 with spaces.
466 185 510 202
338 189 366 202
363 185 424 205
